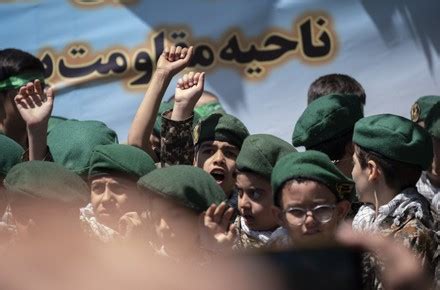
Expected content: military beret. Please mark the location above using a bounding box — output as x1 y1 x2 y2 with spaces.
0 134 24 177
353 114 433 170
47 116 69 134
424 102 440 139
193 113 249 149
410 95 440 123
138 165 226 213
153 102 174 137
88 144 156 179
47 120 118 176
292 94 363 148
271 150 355 203
4 161 89 205
236 134 297 180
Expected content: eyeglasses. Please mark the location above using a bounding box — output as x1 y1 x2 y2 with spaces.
283 204 336 225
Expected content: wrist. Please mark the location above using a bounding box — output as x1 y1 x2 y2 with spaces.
26 122 48 134
154 68 174 80
171 102 194 121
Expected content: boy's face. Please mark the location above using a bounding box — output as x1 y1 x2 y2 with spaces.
351 152 374 203
276 180 349 248
147 195 199 254
236 172 278 231
90 175 144 230
194 140 239 197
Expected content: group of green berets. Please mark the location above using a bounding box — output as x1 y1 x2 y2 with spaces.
1 59 440 288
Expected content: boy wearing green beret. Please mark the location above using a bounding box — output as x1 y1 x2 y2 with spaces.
231 134 296 250
411 97 440 222
193 112 249 203
151 70 248 205
351 114 436 288
80 144 156 243
3 161 89 242
292 94 364 177
271 150 353 248
47 119 118 177
137 165 228 260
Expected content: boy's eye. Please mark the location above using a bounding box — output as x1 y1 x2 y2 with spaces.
224 150 238 159
236 188 244 198
249 190 262 200
91 183 105 194
201 147 215 155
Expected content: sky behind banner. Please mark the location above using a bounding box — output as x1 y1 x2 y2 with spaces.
1 0 439 142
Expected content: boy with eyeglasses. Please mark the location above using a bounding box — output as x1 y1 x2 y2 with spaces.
271 150 354 248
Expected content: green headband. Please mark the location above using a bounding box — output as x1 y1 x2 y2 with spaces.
0 72 45 91
194 102 224 118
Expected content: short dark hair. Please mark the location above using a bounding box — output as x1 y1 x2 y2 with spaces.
354 145 422 192
307 74 366 105
309 130 353 161
0 48 45 94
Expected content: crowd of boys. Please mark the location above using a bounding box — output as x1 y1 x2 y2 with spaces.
0 46 439 290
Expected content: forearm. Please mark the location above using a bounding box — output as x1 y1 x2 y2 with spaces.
127 69 172 152
160 110 194 166
26 124 48 161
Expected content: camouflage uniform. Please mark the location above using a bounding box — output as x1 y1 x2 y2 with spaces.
353 188 436 289
232 216 268 250
160 110 194 167
232 216 289 251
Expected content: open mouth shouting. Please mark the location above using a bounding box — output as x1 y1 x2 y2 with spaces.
210 168 226 185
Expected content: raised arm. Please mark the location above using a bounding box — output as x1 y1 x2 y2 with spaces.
127 45 193 160
160 71 205 166
14 80 54 161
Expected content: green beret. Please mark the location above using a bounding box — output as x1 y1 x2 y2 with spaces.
4 161 88 204
47 116 69 134
424 102 440 139
353 114 433 170
292 94 363 148
88 144 156 179
0 134 24 177
271 150 355 203
138 165 226 213
236 134 297 180
153 102 174 136
410 95 440 123
47 120 118 176
194 113 249 148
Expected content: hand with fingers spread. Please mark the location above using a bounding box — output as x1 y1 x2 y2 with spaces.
14 79 54 160
14 80 54 128
119 211 149 242
199 202 237 252
156 45 194 76
171 71 205 121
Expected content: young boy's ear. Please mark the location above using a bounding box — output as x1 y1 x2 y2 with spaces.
271 206 284 227
336 200 351 221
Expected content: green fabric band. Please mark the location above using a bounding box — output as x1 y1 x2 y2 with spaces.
194 102 224 118
0 72 45 91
